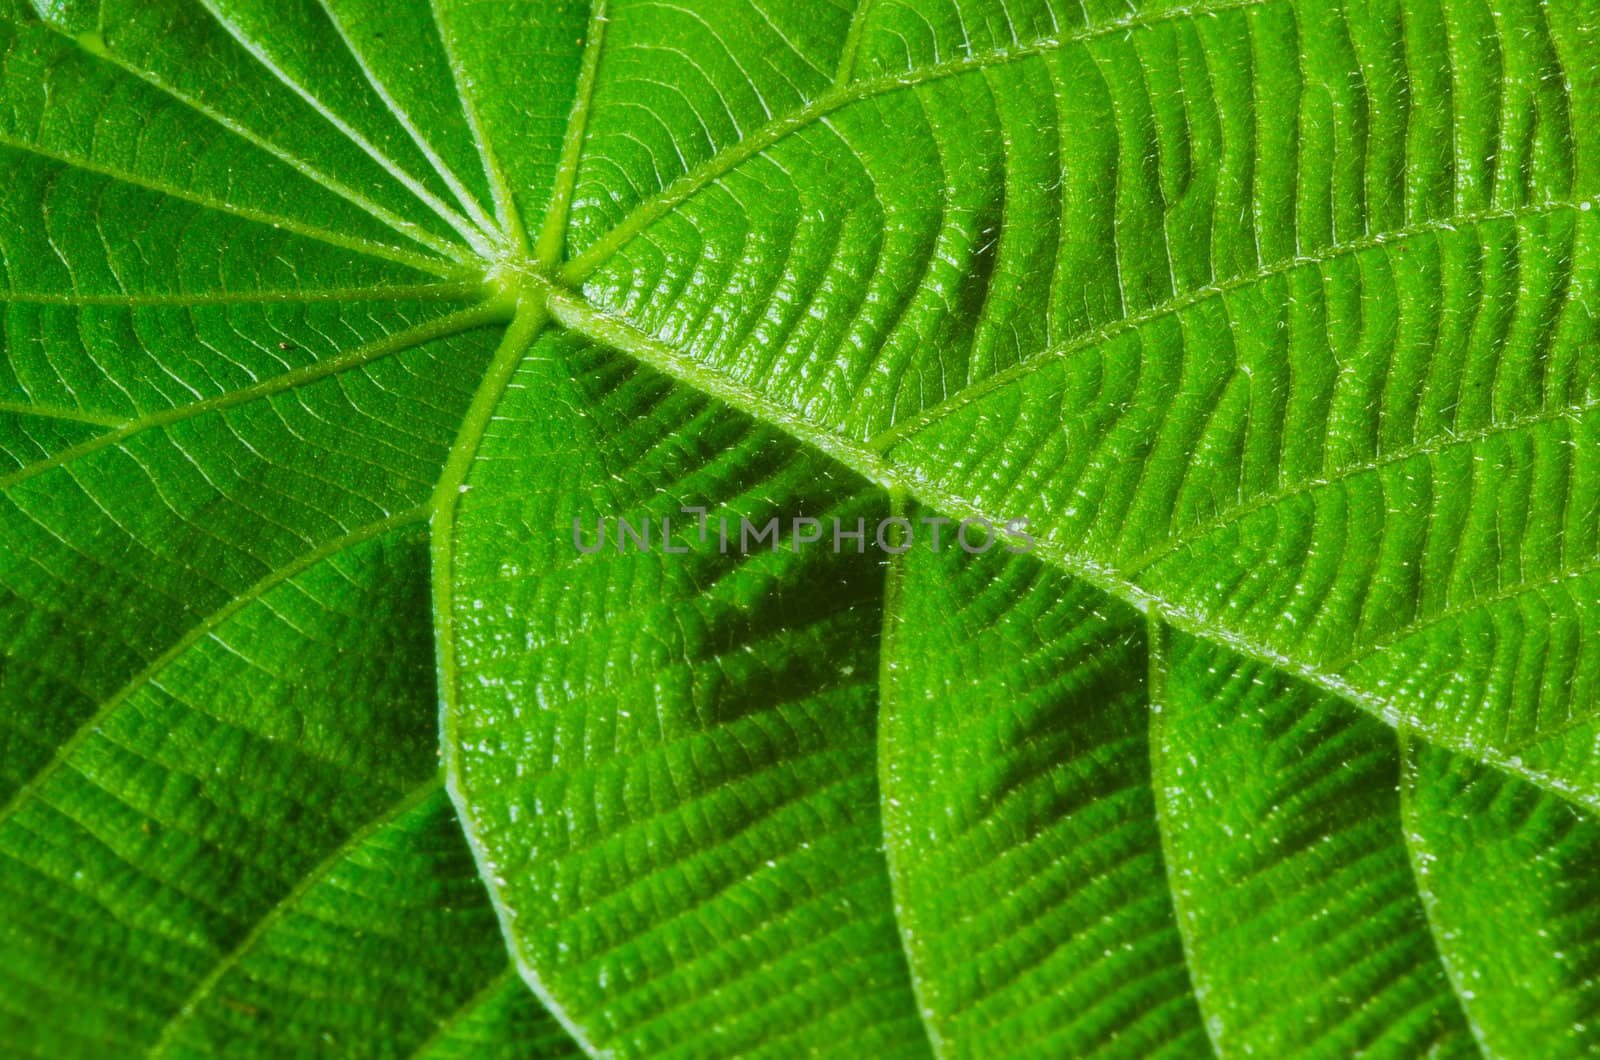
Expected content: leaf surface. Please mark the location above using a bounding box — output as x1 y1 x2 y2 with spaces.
0 526 573 1056
556 0 1600 806
879 519 1207 1057
1 0 1598 1056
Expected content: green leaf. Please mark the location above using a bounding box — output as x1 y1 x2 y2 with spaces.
4 0 1600 1055
1149 631 1475 1056
559 0 1600 807
1405 741 1600 1057
880 513 1209 1057
0 525 574 1056
443 329 925 1055
883 534 1600 1057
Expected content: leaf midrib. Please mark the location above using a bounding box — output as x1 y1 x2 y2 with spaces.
426 4 610 1043
539 286 1598 816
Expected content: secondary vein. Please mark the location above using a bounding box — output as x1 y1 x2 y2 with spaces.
834 0 877 87
870 193 1600 453
0 400 125 429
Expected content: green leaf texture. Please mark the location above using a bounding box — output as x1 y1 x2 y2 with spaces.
3 0 1600 1055
0 525 575 1056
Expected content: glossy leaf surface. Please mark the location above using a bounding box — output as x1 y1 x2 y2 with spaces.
3 0 1597 1055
